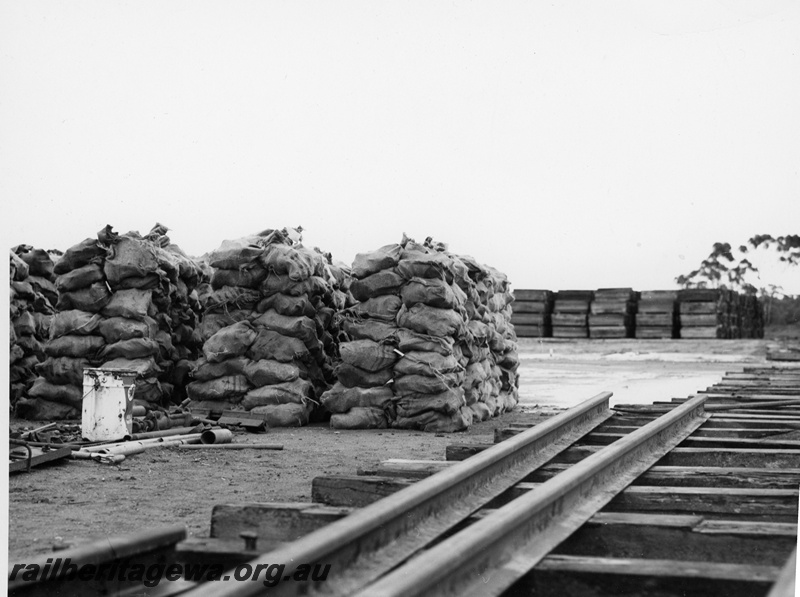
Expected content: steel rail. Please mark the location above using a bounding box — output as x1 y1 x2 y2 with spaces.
182 392 615 597
8 525 187 594
358 393 710 597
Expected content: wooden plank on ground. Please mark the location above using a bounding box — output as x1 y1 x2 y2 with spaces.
312 476 799 521
377 459 800 489
611 415 800 429
580 432 800 450
9 445 73 473
311 476 413 507
554 513 797 566
175 537 279 571
210 502 353 542
594 424 799 439
529 464 800 489
494 426 800 447
525 555 780 597
448 443 800 469
602 486 799 521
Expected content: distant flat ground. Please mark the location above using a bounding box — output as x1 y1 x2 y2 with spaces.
516 338 783 408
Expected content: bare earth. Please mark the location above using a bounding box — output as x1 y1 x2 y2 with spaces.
6 336 793 559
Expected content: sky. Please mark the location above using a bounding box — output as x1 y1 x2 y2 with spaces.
2 1 799 293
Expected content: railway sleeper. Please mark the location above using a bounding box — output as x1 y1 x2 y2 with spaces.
310 474 799 521
372 458 800 489
507 555 782 597
495 426 800 448
448 444 800 468
516 422 800 439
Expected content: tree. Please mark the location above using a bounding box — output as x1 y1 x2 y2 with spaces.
675 241 759 293
745 234 800 265
676 234 798 299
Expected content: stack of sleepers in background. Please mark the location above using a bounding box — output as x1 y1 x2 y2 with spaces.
551 290 593 338
738 293 764 339
726 292 742 339
678 288 729 339
588 288 636 338
635 290 678 339
509 289 553 337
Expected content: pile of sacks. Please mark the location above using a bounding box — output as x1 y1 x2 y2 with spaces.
458 255 519 420
17 225 206 420
321 236 519 432
9 247 58 411
187 228 350 427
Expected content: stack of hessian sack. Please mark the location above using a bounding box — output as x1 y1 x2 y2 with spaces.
9 247 58 412
458 254 519 423
18 225 206 420
322 235 519 432
188 228 348 427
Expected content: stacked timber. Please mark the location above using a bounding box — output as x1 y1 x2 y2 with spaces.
678 288 731 339
551 290 593 338
16 226 206 420
189 228 348 427
588 288 636 338
739 294 764 339
635 290 678 339
510 289 553 338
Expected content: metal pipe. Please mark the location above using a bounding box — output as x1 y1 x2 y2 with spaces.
200 428 234 444
125 427 200 441
88 435 203 459
18 441 88 450
77 433 204 454
20 422 58 438
175 444 284 450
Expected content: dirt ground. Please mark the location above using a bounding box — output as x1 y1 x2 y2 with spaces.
6 333 798 560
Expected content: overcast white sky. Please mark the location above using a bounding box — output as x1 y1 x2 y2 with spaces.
2 1 799 293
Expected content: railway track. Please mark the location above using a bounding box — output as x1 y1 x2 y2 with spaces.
9 365 799 597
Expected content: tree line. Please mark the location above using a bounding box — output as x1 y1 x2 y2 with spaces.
675 234 799 326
